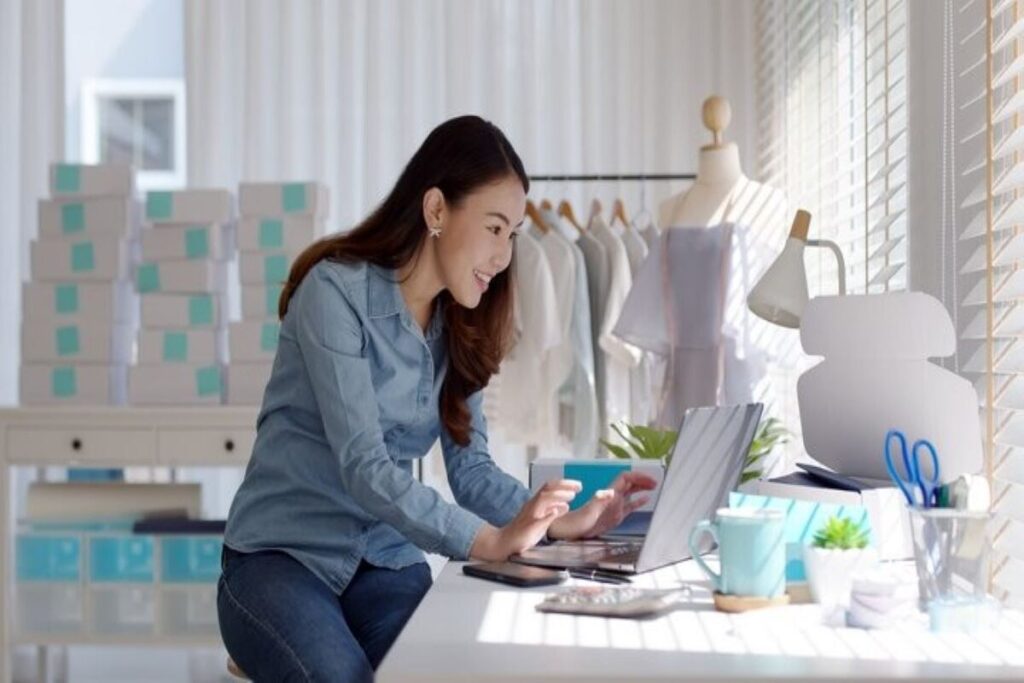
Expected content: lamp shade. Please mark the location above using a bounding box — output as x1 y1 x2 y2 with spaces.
747 237 809 328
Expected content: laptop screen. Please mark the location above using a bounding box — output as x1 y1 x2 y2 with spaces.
637 403 764 572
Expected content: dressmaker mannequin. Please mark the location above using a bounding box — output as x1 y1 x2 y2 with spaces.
658 96 787 230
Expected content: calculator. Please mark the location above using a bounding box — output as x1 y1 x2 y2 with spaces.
535 586 686 618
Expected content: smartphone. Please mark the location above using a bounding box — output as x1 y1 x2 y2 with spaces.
462 562 566 587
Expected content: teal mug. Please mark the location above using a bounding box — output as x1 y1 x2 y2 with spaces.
688 508 786 597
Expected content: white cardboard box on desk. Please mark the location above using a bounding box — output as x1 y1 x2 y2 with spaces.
38 197 136 241
129 364 224 405
238 182 329 218
49 162 133 198
145 189 234 224
20 364 127 405
21 317 133 364
237 215 324 252
22 281 137 324
226 362 273 405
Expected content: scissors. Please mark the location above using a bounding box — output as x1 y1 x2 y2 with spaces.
884 429 942 508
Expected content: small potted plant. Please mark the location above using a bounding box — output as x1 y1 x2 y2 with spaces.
803 516 879 609
740 417 790 486
600 423 678 464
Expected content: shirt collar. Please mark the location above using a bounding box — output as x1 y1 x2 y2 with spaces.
367 262 445 342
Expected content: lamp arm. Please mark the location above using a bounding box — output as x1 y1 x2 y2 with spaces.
806 238 847 295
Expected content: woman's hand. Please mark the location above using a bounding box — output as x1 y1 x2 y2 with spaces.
547 471 658 541
469 479 581 561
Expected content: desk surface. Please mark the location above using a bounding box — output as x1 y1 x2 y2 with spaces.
377 560 1024 682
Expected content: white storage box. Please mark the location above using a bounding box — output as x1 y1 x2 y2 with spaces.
160 585 218 637
19 364 127 405
129 363 224 405
239 250 295 285
49 162 133 198
135 259 227 294
229 320 280 362
138 328 227 365
226 362 273 405
22 281 137 323
145 189 233 224
141 293 225 329
237 215 324 252
239 181 329 218
21 318 133 364
38 197 136 240
30 237 133 282
241 283 283 320
141 223 232 261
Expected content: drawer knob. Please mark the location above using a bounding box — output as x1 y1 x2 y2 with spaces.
224 439 235 452
71 438 82 451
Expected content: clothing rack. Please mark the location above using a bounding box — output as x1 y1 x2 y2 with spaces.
528 173 695 182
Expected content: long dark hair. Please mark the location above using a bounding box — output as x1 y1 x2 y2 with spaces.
279 115 528 446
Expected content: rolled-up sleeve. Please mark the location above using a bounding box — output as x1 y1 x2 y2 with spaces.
441 390 531 527
294 268 484 559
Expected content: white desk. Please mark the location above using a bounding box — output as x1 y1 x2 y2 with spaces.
0 406 259 683
377 560 1024 682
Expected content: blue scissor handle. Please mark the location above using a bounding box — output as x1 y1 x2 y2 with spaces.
884 429 918 506
911 439 941 508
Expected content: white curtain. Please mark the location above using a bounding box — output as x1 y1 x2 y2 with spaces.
185 0 757 232
0 0 65 406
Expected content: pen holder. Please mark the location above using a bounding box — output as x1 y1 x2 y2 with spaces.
908 507 990 609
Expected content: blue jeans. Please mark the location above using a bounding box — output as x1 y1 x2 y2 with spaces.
217 546 431 682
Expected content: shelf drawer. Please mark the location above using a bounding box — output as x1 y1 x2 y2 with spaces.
157 428 254 465
6 427 155 465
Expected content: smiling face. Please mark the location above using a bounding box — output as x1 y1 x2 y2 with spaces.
425 175 526 308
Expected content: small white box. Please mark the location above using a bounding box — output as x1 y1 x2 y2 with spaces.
226 362 273 405
239 181 329 218
22 281 137 324
241 283 282 320
20 364 127 405
135 259 227 294
140 293 225 329
129 363 224 405
21 318 133 364
30 237 132 282
229 320 280 362
138 328 227 365
140 223 232 261
145 189 233 224
38 197 136 241
238 250 296 285
236 215 324 252
529 458 664 513
49 163 133 198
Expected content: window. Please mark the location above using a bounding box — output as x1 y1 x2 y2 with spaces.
80 78 186 191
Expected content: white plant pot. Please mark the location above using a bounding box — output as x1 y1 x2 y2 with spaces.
803 546 880 608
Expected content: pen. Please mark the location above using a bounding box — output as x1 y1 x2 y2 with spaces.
568 569 632 585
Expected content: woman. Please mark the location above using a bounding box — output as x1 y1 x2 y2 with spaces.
218 115 656 682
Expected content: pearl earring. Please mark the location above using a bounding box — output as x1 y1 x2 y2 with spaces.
429 225 442 238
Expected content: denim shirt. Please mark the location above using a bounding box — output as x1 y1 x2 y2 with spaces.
224 259 531 594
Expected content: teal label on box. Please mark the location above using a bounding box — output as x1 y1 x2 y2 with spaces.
61 203 85 234
265 284 281 316
282 183 307 213
55 284 79 314
264 254 288 283
137 263 161 293
185 227 209 259
146 191 173 220
89 536 154 583
51 366 77 397
564 462 631 511
55 164 81 193
163 331 188 361
17 535 81 581
261 321 280 352
70 241 95 273
195 365 221 397
189 295 213 326
259 219 284 248
56 325 80 356
161 537 222 583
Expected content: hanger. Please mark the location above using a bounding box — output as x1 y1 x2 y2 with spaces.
587 198 603 228
539 199 553 211
611 198 630 229
558 200 584 233
525 199 549 234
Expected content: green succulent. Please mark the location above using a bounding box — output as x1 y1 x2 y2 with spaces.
811 516 870 550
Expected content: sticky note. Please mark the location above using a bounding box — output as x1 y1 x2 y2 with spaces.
56 326 80 356
261 322 280 352
55 284 79 314
52 367 77 397
184 227 209 259
163 331 188 362
55 164 81 193
564 462 631 511
282 184 307 213
264 254 288 283
61 203 85 234
195 366 221 397
70 242 95 273
188 295 213 326
259 219 284 249
137 263 160 293
146 191 173 220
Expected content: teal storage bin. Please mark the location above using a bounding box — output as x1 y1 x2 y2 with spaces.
161 536 222 583
16 534 81 582
89 536 155 583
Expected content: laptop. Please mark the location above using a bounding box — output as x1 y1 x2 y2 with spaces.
510 403 764 574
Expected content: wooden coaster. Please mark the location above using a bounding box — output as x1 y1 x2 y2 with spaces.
713 591 791 613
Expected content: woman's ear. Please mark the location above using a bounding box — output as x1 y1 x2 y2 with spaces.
422 187 446 229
